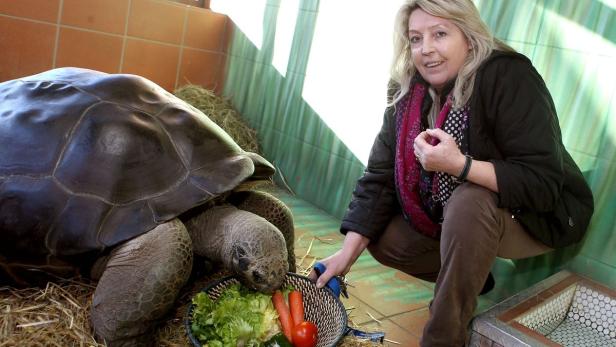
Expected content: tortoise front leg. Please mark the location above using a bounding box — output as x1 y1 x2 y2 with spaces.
90 219 192 346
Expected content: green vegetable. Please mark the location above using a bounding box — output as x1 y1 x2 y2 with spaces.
264 332 293 347
191 284 280 347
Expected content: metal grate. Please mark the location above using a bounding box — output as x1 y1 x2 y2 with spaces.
548 319 616 346
515 284 616 346
515 284 576 335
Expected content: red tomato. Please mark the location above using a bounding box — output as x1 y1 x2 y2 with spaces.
291 321 318 347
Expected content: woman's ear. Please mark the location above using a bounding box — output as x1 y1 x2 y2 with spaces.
466 37 473 51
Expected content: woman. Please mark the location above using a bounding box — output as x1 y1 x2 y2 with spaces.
310 0 594 346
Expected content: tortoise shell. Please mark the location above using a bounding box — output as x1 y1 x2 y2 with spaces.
0 68 273 260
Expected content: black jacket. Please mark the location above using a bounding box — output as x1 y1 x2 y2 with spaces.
341 51 594 248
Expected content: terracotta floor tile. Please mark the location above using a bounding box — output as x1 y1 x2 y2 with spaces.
358 318 421 347
346 269 434 317
127 0 185 44
384 297 497 339
184 8 227 51
0 17 55 81
0 0 60 22
122 39 180 91
341 293 383 325
61 0 128 34
56 28 123 73
178 48 223 90
388 308 430 338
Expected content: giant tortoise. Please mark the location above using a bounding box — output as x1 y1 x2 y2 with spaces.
0 68 295 346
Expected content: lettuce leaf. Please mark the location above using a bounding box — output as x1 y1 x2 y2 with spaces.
191 283 280 346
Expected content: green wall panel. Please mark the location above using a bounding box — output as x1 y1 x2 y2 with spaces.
540 0 616 46
532 47 613 165
223 0 365 218
476 0 545 44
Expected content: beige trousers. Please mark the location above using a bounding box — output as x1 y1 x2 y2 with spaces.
367 183 552 347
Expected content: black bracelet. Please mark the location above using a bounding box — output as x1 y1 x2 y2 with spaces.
456 154 472 182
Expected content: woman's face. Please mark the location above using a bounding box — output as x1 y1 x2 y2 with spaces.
408 9 470 92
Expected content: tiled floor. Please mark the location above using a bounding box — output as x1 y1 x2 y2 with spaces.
276 189 495 346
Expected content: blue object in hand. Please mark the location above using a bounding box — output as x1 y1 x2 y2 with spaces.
314 263 383 341
313 262 342 297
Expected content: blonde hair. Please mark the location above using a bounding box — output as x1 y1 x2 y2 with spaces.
390 0 514 108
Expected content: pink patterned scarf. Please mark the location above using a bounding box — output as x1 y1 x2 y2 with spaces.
394 83 452 238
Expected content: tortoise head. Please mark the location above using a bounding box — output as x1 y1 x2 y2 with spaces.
230 226 288 293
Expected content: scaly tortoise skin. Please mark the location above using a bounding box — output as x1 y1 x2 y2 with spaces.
0 68 295 346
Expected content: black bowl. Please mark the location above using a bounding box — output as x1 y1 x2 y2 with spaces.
185 272 348 347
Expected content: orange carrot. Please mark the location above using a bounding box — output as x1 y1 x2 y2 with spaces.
289 290 305 326
272 290 293 342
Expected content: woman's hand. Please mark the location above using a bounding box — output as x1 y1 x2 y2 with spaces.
415 128 499 192
308 231 369 288
308 251 351 289
413 128 466 176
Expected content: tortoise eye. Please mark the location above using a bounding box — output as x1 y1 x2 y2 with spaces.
252 270 263 283
234 246 246 258
238 257 250 271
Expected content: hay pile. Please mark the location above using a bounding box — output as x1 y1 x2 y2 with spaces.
174 85 260 154
0 268 229 346
0 279 102 347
